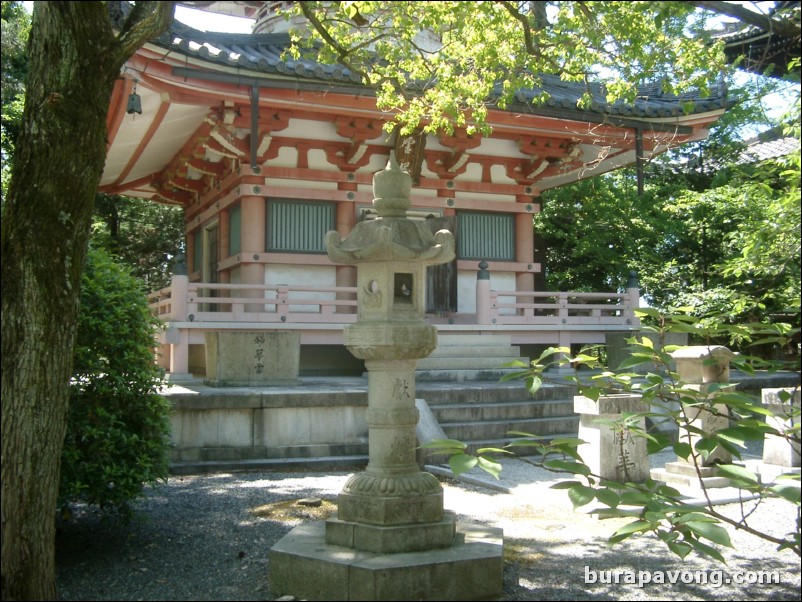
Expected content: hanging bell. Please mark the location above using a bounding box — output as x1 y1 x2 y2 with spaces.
126 90 142 115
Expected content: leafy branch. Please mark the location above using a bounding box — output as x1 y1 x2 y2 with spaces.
422 310 801 560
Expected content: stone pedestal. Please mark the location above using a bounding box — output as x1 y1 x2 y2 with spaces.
671 345 734 466
651 346 736 489
762 387 801 467
270 521 503 601
204 331 299 386
574 394 649 482
269 156 503 601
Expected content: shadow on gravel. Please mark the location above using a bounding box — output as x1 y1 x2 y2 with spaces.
55 470 801 602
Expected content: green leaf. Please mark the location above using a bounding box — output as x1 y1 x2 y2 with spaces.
715 464 759 485
688 538 728 563
717 426 771 445
595 488 620 508
476 456 503 480
673 441 693 459
474 447 511 455
419 438 467 450
568 484 596 508
448 453 478 477
526 375 544 395
667 540 694 559
769 483 802 504
543 459 591 476
550 481 580 490
694 437 719 459
683 521 733 548
610 520 653 543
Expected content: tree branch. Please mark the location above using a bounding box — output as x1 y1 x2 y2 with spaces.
690 0 801 39
297 1 370 84
116 1 175 61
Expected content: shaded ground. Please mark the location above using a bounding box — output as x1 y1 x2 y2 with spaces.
55 461 800 601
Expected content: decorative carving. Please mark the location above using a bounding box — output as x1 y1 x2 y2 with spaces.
342 471 442 496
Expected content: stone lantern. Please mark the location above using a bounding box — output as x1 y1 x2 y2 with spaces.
324 154 456 537
269 156 504 601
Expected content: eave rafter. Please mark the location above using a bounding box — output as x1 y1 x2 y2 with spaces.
434 128 483 175
332 116 386 166
504 134 584 185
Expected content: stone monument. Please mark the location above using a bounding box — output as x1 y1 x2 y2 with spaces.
573 393 649 482
268 156 504 601
650 345 736 489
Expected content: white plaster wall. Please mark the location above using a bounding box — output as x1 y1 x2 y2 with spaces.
457 270 516 314
279 118 344 142
265 264 338 312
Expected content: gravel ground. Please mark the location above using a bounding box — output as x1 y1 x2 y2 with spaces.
55 461 801 601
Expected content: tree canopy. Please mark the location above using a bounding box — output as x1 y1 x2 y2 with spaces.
287 0 800 134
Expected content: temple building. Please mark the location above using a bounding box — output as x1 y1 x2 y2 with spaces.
102 2 731 380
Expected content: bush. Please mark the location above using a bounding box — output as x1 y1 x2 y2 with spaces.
59 247 171 518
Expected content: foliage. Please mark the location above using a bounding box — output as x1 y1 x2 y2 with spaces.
59 247 172 519
288 1 735 134
0 1 29 203
92 194 185 291
534 168 653 292
424 310 801 561
536 91 800 325
0 1 29 105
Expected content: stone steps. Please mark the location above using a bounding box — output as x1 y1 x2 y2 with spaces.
416 333 528 381
166 378 580 474
421 381 579 462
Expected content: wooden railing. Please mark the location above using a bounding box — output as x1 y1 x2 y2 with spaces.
148 280 358 324
149 278 637 328
487 291 636 325
149 274 639 376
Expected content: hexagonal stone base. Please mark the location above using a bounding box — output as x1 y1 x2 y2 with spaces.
269 520 503 601
325 511 457 553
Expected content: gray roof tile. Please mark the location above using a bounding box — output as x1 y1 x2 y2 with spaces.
114 3 730 118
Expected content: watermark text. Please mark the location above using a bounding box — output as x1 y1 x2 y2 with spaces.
584 566 780 588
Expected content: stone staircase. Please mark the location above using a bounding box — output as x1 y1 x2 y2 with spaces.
416 333 529 381
167 377 580 475
416 380 579 464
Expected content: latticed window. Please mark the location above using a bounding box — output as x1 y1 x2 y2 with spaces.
457 211 515 260
228 204 241 256
266 200 335 253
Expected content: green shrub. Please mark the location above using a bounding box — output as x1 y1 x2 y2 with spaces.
59 247 171 518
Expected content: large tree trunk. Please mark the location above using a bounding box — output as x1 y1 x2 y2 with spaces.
1 3 172 599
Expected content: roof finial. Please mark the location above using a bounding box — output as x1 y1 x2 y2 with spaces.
372 152 412 217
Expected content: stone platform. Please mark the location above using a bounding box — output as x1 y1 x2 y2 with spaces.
269 520 504 601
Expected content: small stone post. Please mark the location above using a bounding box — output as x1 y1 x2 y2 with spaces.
671 345 734 466
650 346 735 489
574 393 649 482
762 387 801 468
166 254 191 379
476 261 492 325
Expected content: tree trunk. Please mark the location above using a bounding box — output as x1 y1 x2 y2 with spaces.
1 3 172 599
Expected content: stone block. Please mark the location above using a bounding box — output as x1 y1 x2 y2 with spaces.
762 387 801 467
337 489 444 525
204 331 299 386
325 511 457 554
269 521 503 601
574 394 649 483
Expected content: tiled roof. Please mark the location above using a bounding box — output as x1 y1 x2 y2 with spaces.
113 3 730 119
713 1 800 77
740 128 800 163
